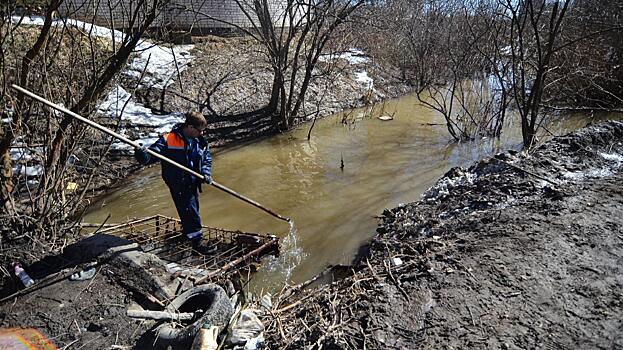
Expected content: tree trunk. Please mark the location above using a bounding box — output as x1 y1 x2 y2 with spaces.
0 0 61 212
45 0 162 179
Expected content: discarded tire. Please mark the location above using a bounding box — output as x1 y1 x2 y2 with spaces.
153 283 233 349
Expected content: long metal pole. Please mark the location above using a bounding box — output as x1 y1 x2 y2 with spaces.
12 84 291 223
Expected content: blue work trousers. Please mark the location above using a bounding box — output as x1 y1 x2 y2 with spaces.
169 185 203 241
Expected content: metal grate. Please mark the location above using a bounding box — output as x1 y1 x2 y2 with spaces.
97 215 279 283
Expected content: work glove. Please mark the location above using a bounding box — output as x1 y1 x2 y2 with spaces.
134 145 149 163
203 175 213 185
135 145 147 154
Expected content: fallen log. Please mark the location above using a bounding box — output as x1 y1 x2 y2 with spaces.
126 309 194 321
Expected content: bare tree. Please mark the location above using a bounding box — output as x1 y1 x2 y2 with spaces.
544 0 623 111
0 0 169 245
191 0 365 130
503 0 571 147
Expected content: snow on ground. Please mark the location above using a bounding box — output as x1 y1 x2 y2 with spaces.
12 164 44 177
10 148 33 162
354 71 373 90
320 49 374 91
110 136 160 154
319 49 370 65
12 15 194 90
562 152 623 181
600 152 623 164
98 85 184 128
126 44 194 89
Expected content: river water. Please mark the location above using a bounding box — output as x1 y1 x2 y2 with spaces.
83 93 617 290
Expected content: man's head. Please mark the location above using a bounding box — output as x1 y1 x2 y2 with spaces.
182 111 207 138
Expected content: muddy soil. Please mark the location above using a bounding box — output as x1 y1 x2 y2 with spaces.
1 270 148 349
263 121 623 349
0 234 239 350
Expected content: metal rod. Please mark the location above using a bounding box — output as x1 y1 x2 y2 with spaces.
11 84 291 223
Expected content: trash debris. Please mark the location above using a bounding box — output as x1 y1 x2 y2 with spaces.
154 284 233 349
97 215 279 282
191 323 219 350
243 333 264 350
12 262 35 288
260 294 272 310
69 263 97 281
391 257 403 267
377 115 394 121
229 309 264 346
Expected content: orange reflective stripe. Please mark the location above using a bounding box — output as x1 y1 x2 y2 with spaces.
165 132 185 149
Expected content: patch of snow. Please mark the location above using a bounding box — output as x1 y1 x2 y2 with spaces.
98 85 184 127
154 123 181 134
128 44 194 89
13 164 44 177
26 180 39 187
10 148 33 161
563 168 614 181
12 15 127 42
111 136 159 154
11 15 194 90
319 49 370 65
354 71 373 90
423 168 476 202
135 137 159 147
600 152 623 165
562 171 582 181
562 152 623 181
589 168 614 177
535 180 551 188
10 15 46 26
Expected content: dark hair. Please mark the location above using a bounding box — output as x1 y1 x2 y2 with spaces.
184 111 207 129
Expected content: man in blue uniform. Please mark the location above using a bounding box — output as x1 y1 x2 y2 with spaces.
135 111 213 254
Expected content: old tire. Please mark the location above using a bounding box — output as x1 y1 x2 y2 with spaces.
154 283 233 349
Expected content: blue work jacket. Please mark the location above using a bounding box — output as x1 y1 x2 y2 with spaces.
135 124 212 191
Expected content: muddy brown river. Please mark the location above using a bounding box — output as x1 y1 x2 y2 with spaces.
84 93 616 291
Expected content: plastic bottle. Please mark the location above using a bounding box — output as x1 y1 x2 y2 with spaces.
191 323 219 350
13 262 35 288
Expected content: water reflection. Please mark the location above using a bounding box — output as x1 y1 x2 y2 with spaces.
84 93 621 290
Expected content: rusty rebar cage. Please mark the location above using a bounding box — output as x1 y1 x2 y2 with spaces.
97 215 279 282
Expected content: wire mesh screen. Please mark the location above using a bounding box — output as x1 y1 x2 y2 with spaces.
97 215 278 282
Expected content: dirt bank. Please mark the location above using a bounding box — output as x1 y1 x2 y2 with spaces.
263 120 623 349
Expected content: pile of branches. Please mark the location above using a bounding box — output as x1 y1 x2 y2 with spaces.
260 235 453 349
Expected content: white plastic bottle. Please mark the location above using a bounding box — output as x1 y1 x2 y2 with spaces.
13 262 35 288
191 323 219 350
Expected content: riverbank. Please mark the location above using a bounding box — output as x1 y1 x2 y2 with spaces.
2 118 621 349
262 120 623 349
